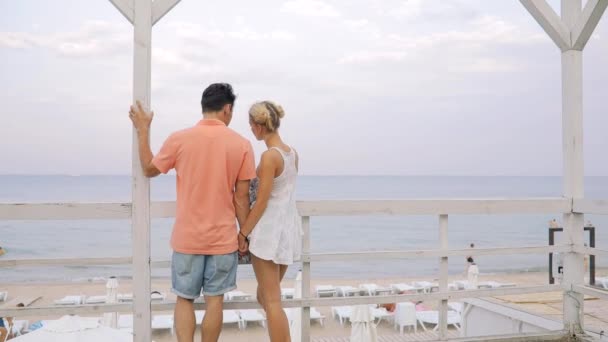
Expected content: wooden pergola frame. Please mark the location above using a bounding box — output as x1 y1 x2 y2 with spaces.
104 0 607 340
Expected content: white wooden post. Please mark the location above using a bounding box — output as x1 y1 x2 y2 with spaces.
108 1 180 341
301 216 311 341
520 0 607 335
438 214 449 340
131 0 153 341
561 0 585 334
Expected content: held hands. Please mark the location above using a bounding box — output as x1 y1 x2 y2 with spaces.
238 232 249 255
129 100 154 131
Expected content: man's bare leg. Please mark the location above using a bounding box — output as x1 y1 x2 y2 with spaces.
201 295 224 342
175 296 196 342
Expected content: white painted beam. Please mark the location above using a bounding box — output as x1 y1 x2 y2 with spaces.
571 0 608 50
572 198 608 214
0 285 562 317
152 0 181 25
572 285 608 301
0 203 131 220
108 0 135 24
520 0 571 51
571 245 608 257
303 245 571 262
0 245 570 268
297 198 570 216
0 257 131 268
0 303 132 318
0 198 570 220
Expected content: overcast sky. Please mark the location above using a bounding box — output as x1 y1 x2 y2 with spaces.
0 0 606 176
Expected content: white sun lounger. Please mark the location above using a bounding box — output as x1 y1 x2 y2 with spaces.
336 286 359 297
239 309 266 328
85 295 107 304
152 314 174 335
195 310 205 323
412 281 439 293
223 310 242 329
597 277 608 289
54 295 85 305
284 308 326 326
372 307 394 324
0 291 7 302
281 288 295 299
315 285 337 297
117 292 166 302
359 283 392 296
478 281 516 289
390 283 416 294
225 291 253 301
416 310 461 331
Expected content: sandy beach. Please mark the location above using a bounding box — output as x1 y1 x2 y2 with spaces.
2 270 607 341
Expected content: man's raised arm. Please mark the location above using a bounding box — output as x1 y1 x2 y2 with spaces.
129 100 161 178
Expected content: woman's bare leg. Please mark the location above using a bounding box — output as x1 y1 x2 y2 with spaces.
252 255 290 342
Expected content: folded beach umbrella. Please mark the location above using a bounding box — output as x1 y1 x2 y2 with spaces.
11 315 132 342
350 305 378 342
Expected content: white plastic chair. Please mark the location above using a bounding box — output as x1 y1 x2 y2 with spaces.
0 292 7 302
331 306 352 325
394 302 417 334
310 307 326 326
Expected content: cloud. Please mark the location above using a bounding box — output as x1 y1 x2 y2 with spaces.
338 50 408 64
0 20 130 58
450 58 519 73
169 22 295 44
280 0 341 17
383 0 477 20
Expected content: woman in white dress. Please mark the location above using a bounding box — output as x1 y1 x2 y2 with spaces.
238 100 301 342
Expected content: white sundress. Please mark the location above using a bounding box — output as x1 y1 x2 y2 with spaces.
248 146 302 265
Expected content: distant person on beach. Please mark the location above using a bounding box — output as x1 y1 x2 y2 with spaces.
237 101 301 342
466 257 479 289
465 243 475 275
549 218 559 228
129 83 256 342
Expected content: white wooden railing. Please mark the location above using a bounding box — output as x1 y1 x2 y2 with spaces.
2 198 608 341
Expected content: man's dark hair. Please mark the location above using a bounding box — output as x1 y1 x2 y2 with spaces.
467 257 474 263
201 83 236 113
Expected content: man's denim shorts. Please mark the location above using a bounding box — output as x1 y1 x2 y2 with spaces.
171 251 238 299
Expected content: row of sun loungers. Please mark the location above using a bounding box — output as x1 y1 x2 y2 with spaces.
53 292 167 305
314 280 517 297
331 302 463 334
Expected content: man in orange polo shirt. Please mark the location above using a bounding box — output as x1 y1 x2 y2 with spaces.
129 83 256 342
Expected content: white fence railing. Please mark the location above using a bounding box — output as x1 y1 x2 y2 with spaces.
1 198 607 341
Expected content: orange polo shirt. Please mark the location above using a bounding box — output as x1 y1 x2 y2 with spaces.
152 119 256 255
